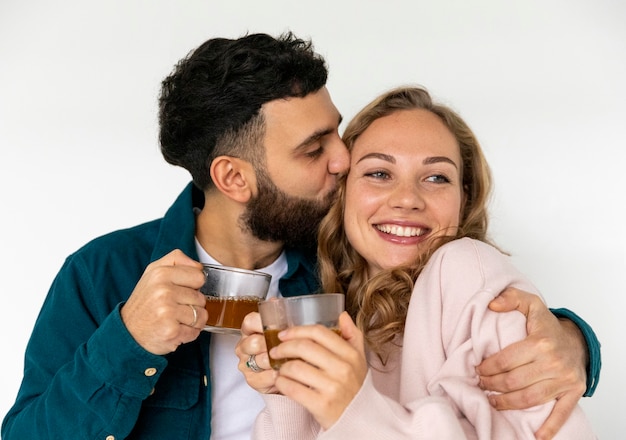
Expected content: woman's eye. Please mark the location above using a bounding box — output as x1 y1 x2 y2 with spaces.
366 171 389 179
426 174 450 184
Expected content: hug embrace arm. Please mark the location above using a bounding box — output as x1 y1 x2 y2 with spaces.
478 288 600 438
550 307 601 397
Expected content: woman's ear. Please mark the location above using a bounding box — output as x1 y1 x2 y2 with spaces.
209 156 256 203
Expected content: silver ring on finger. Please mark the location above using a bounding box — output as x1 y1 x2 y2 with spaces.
188 304 198 327
246 354 263 373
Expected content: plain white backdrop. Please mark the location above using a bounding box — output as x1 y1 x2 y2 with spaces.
1 0 624 437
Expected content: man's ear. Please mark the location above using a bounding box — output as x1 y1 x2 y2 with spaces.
209 156 256 203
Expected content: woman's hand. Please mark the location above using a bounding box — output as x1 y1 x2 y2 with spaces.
269 312 368 430
235 311 280 394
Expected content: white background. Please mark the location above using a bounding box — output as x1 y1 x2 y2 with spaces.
1 0 624 437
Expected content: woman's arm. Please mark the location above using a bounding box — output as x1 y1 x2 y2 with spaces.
252 315 467 440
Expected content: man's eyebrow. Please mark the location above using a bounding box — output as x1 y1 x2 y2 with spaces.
294 114 343 151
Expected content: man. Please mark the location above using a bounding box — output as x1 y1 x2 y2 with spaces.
2 32 599 440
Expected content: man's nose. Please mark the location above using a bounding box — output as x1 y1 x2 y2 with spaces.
327 137 350 174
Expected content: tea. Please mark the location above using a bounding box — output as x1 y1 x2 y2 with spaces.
264 327 341 370
204 295 261 330
264 328 290 369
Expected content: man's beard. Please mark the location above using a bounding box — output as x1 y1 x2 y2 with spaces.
241 167 336 249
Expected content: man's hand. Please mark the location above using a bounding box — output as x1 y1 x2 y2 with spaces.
121 249 208 355
476 287 587 439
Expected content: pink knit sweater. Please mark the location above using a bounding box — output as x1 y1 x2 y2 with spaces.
253 238 596 439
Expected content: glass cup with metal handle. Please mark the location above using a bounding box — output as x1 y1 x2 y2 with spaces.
201 264 271 334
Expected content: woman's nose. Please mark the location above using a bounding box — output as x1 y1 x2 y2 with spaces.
388 181 425 210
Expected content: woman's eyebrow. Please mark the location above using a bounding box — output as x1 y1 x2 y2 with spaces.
356 154 457 168
355 152 395 164
423 156 458 169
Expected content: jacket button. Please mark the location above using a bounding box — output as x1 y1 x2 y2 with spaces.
144 367 157 377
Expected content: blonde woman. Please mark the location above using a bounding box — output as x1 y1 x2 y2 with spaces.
240 87 596 439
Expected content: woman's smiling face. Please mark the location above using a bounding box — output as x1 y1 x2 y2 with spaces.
344 108 465 277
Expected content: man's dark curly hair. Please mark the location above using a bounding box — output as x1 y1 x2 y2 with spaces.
158 32 328 190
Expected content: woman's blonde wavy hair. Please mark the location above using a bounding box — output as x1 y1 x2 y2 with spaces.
317 86 495 362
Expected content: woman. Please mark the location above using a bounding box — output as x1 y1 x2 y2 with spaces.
241 87 596 438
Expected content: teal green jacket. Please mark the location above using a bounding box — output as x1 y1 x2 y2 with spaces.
2 182 600 439
2 183 319 440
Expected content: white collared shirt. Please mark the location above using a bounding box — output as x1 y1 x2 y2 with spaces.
195 238 287 440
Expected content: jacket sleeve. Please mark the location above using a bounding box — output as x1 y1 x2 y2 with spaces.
550 307 601 396
1 255 167 440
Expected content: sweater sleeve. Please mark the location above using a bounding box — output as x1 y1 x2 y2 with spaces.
254 394 320 440
253 373 466 440
411 239 596 439
1 256 167 440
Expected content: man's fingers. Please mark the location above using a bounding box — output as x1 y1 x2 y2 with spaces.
479 360 552 397
477 336 536 377
158 249 204 269
487 381 555 410
145 250 205 291
180 302 208 329
488 287 526 313
534 392 579 440
488 286 549 317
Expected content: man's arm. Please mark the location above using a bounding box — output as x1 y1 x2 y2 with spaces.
2 250 208 439
1 257 164 439
2 310 166 439
550 307 601 397
476 287 600 440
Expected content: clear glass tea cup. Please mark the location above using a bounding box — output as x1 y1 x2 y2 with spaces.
258 293 344 369
201 264 271 334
